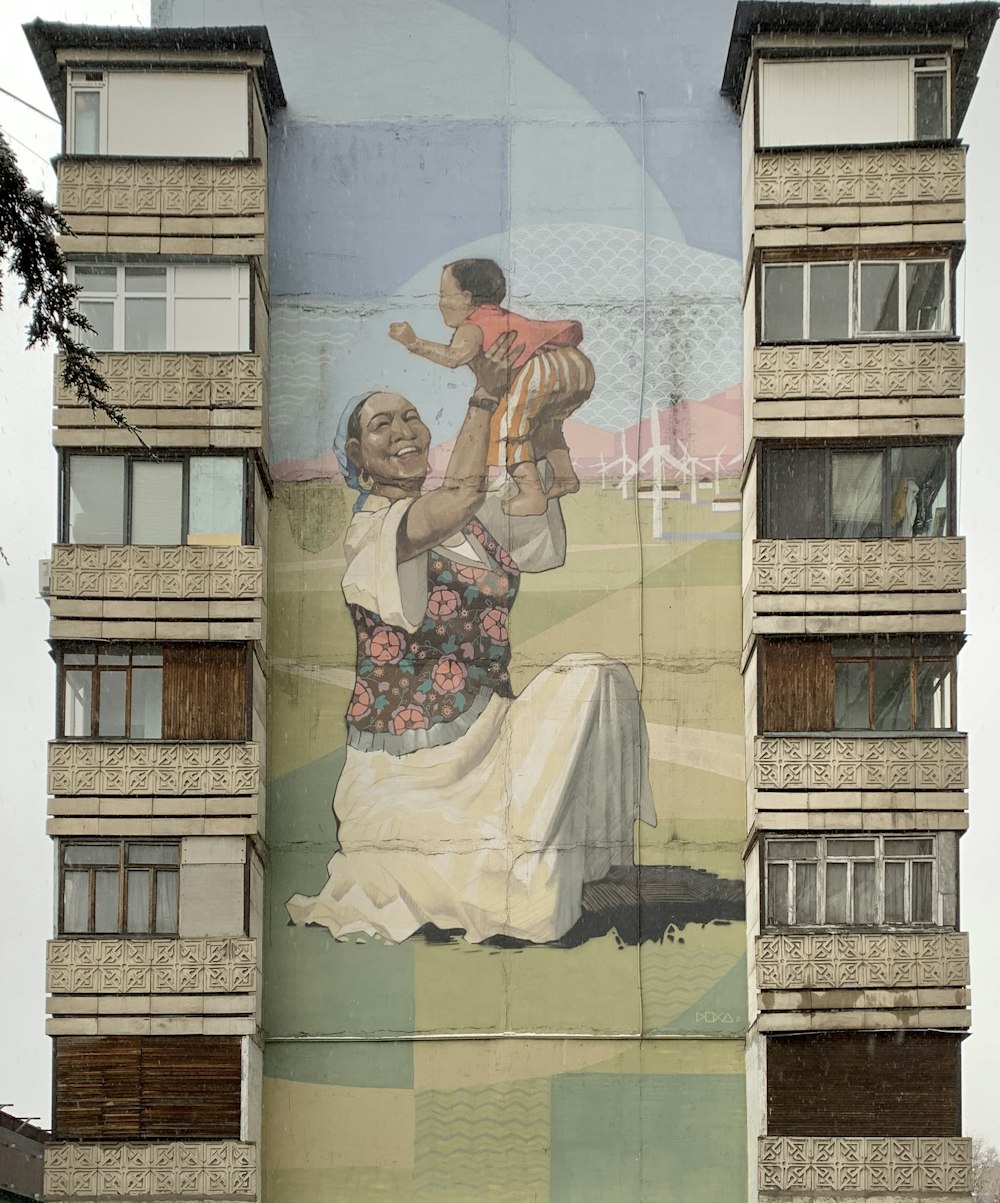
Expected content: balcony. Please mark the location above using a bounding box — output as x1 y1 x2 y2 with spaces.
755 932 971 1033
758 1135 971 1197
56 157 266 257
47 741 261 836
45 545 263 641
753 144 966 250
52 352 265 449
752 341 965 439
44 1140 257 1201
750 538 966 638
752 734 968 833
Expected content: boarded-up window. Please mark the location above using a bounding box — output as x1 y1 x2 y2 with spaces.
54 1036 241 1140
162 645 247 740
760 640 834 732
768 1032 962 1136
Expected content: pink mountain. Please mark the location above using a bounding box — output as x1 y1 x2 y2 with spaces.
272 385 743 483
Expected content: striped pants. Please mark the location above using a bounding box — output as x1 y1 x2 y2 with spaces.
488 345 595 468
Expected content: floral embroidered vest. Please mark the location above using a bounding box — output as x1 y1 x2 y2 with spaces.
346 518 519 755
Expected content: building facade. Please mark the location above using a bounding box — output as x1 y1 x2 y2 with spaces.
25 2 995 1200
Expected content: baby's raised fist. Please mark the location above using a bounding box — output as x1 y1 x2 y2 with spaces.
389 321 416 349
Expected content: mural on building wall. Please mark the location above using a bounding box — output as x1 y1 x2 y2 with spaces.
157 0 749 1197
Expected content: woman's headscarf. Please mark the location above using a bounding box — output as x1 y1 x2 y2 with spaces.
334 391 380 512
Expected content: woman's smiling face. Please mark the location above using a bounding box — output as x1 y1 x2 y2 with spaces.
349 392 432 490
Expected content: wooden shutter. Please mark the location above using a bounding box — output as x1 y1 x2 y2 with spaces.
761 639 834 732
162 645 247 740
767 1032 962 1136
54 1036 241 1140
55 1037 141 1140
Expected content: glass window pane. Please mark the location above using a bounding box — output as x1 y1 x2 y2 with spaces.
62 870 90 933
188 458 245 545
98 670 127 738
885 861 906 924
905 261 946 332
64 844 119 866
766 863 790 926
69 456 124 544
763 266 805 342
825 862 848 924
94 871 120 933
808 263 850 340
130 668 162 739
835 661 870 730
767 840 818 861
72 90 101 154
914 72 947 139
155 872 179 934
126 869 151 933
97 649 128 665
874 659 913 731
859 262 901 333
911 860 934 922
78 301 115 351
889 446 948 537
132 649 163 666
827 839 876 858
127 844 179 865
74 266 117 293
795 862 818 925
764 448 826 538
131 461 183 545
124 267 166 293
124 298 166 351
831 451 883 538
63 669 93 737
915 661 953 729
886 838 934 857
64 652 96 665
853 860 877 924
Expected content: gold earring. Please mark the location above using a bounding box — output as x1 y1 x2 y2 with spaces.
359 469 375 491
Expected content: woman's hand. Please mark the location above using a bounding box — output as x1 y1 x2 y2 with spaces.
473 330 524 402
389 321 417 350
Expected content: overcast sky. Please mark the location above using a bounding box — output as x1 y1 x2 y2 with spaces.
1 0 998 1147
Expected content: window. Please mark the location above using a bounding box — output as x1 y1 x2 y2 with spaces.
758 56 952 148
60 841 180 935
68 71 106 154
62 646 163 739
764 835 939 927
761 259 949 342
833 636 956 732
70 264 250 353
759 636 959 733
58 644 249 742
65 453 248 546
762 444 953 539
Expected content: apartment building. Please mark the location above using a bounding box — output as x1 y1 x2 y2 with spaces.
23 2 996 1200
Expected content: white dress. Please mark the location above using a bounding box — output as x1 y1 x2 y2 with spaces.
285 487 655 944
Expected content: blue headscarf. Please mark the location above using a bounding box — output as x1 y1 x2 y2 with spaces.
334 391 381 512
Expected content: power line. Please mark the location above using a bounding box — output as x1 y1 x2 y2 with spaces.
4 129 53 171
0 85 59 125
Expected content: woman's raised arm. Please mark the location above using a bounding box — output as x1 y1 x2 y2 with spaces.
397 331 522 562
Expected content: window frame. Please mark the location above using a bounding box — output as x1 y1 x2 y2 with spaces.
760 254 953 344
763 833 942 930
754 50 955 150
58 839 181 938
67 70 108 155
58 644 164 740
832 635 958 733
758 440 958 540
60 450 253 547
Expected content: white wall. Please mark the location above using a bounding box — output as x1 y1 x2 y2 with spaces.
759 58 912 147
106 70 248 157
173 263 250 352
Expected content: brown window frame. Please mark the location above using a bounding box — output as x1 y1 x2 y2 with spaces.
832 635 957 733
59 644 163 739
58 839 180 938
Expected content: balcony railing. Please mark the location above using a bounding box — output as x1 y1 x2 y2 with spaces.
754 734 967 792
753 538 965 596
759 1135 971 1195
47 544 263 601
47 741 260 799
44 1140 257 1200
757 932 970 992
47 937 257 995
754 341 965 402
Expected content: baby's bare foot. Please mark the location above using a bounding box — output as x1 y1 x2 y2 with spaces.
502 487 550 516
545 475 580 500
